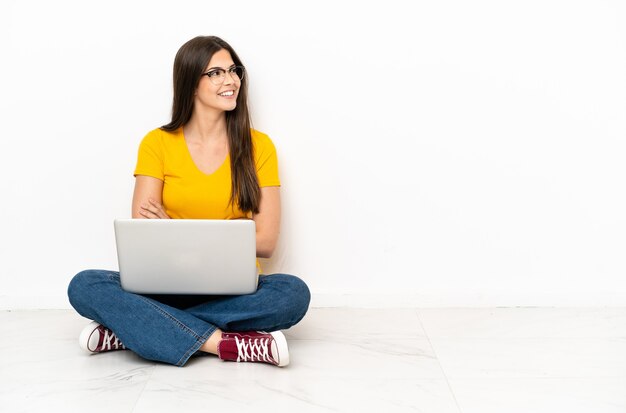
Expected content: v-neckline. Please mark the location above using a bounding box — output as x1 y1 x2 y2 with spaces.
179 128 229 177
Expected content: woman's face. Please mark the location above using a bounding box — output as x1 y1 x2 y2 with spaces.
195 48 240 114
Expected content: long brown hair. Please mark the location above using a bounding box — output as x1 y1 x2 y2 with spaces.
161 36 260 214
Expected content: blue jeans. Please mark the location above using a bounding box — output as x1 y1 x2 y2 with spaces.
67 270 311 366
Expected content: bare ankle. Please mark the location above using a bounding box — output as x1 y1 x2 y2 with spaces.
199 329 223 355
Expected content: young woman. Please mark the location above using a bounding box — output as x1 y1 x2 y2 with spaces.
67 36 310 367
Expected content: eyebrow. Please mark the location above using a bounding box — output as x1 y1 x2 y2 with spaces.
206 64 237 71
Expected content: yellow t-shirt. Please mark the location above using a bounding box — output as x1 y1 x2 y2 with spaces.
133 127 280 219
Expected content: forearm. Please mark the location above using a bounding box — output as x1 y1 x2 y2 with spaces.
253 186 281 259
256 233 278 259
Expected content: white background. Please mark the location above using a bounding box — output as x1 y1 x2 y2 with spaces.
1 0 625 308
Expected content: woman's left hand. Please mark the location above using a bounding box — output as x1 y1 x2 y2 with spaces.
139 199 171 219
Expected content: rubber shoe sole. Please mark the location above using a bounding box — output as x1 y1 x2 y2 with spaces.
270 331 290 367
78 320 101 353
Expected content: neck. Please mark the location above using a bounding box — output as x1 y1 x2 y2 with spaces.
184 110 228 144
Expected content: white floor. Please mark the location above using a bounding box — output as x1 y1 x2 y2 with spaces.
1 308 625 413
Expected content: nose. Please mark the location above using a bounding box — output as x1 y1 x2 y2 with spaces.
223 70 237 85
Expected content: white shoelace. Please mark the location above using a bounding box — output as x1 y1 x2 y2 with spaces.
102 329 125 350
235 336 272 363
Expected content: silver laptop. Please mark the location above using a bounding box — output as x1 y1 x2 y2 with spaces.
114 219 258 295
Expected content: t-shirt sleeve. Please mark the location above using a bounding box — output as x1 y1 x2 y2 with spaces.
254 132 281 187
134 130 164 180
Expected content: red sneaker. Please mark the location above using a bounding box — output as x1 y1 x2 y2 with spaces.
79 321 126 353
217 331 289 367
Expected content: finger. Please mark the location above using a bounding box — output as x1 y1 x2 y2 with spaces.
140 203 155 214
139 209 155 219
139 205 159 219
148 199 169 219
142 201 162 212
149 200 164 212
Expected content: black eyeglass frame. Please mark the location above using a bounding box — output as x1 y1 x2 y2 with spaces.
201 65 246 85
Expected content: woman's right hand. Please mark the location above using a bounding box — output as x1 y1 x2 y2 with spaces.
139 199 171 219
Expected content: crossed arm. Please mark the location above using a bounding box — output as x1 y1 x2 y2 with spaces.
131 175 281 258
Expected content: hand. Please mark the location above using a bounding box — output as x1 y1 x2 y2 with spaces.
139 199 171 219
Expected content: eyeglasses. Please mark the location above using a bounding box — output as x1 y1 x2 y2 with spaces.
202 65 245 85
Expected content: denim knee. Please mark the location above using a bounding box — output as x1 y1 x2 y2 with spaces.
288 275 311 322
266 273 311 325
68 270 93 308
67 269 114 309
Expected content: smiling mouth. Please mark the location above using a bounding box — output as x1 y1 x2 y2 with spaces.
218 90 235 97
